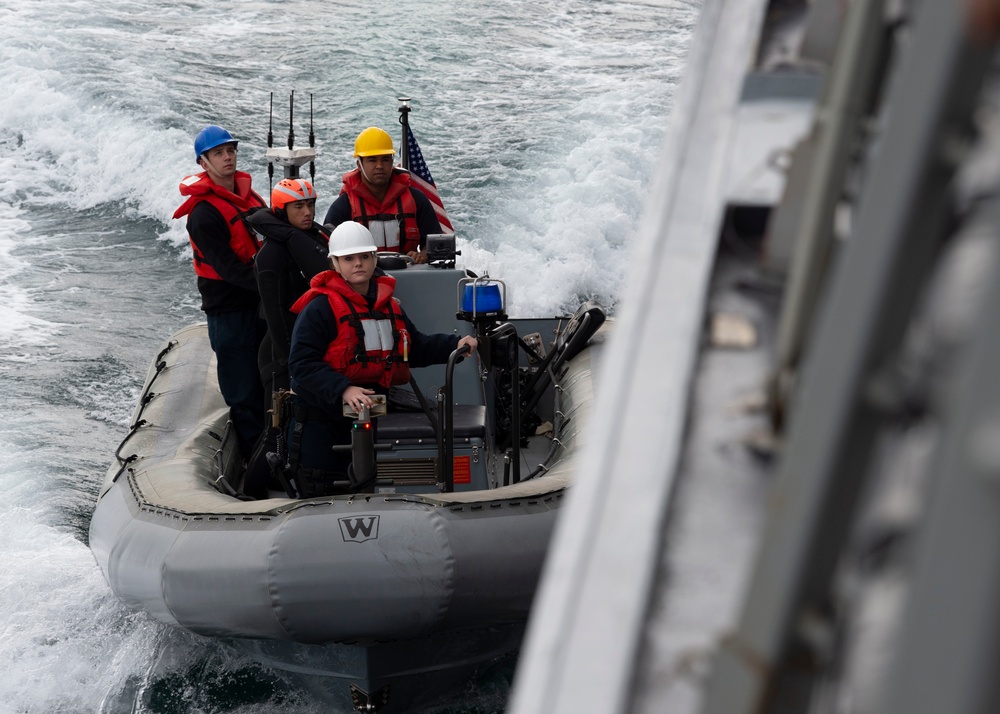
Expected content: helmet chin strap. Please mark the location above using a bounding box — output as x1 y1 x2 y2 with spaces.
201 153 223 178
357 159 371 183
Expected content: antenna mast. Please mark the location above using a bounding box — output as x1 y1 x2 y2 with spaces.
265 91 318 181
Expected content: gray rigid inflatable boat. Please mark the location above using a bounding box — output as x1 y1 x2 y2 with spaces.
89 265 605 712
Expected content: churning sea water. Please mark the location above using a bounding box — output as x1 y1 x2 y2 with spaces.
0 0 699 710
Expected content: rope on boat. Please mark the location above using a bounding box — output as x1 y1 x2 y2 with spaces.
112 454 138 483
154 339 178 368
113 339 179 467
114 420 148 465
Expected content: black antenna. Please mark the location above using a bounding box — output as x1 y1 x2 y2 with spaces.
287 91 295 150
266 90 316 182
309 94 315 183
267 92 274 187
267 92 274 148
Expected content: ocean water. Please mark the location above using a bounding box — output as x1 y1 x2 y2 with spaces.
0 0 699 711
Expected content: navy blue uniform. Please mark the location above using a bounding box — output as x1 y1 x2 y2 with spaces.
287 276 458 487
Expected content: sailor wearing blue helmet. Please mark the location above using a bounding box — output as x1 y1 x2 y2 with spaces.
193 124 238 161
173 124 268 464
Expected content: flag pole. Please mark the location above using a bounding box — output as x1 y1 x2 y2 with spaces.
397 97 411 171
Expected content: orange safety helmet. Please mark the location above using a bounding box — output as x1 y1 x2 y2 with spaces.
271 178 316 211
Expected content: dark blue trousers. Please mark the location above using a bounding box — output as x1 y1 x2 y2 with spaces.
286 414 352 474
207 310 266 458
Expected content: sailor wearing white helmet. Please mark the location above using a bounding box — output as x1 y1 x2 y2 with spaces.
282 222 477 497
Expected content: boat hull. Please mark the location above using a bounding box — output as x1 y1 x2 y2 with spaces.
242 624 523 712
90 312 600 709
91 453 563 642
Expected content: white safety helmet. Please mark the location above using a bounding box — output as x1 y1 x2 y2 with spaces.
329 222 378 257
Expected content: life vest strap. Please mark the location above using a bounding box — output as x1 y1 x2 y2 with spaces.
341 302 399 368
229 207 263 248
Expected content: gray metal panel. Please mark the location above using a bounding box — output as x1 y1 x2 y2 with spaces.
872 219 1000 714
725 91 815 206
799 0 849 65
701 0 994 711
388 266 479 404
506 0 771 711
771 0 888 377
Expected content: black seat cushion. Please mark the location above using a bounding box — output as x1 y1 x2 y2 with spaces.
377 405 486 441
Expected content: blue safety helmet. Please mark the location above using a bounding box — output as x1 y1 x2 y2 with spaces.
194 125 238 162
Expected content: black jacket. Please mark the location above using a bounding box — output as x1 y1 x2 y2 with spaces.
187 202 262 314
250 210 330 367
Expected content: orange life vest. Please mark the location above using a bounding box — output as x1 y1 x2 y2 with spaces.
173 171 266 280
340 168 421 254
291 270 412 388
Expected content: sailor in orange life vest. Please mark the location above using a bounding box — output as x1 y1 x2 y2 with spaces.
322 127 443 265
173 125 268 460
285 222 478 497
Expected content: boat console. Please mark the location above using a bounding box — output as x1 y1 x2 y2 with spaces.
334 261 606 496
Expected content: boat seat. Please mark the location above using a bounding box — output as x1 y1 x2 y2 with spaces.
377 405 486 442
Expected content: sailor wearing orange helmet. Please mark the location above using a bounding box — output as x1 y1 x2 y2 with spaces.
250 177 330 385
240 177 331 498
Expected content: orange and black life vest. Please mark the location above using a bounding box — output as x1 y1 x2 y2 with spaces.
291 270 412 388
173 171 266 280
340 168 421 254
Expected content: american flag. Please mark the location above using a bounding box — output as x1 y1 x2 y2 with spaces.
405 129 455 234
